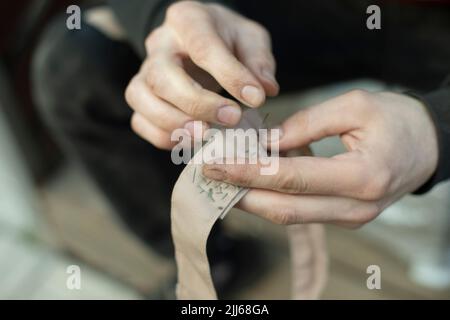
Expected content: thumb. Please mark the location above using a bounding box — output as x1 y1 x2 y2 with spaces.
274 92 363 151
235 25 279 97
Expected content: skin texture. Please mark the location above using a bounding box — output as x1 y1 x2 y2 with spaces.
125 1 279 150
203 90 439 228
125 2 439 228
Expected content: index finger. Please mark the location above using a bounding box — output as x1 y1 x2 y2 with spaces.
202 153 380 201
167 6 266 108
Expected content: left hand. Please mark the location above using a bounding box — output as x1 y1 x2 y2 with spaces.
202 90 439 228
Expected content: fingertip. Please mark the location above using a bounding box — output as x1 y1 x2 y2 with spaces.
259 78 279 97
241 85 266 107
202 164 226 181
217 105 242 126
265 84 280 97
260 69 280 97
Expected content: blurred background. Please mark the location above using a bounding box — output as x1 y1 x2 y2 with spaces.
0 1 449 299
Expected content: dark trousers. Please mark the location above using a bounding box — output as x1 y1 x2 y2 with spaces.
33 17 181 256
32 2 450 256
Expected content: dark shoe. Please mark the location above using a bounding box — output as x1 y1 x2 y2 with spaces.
207 229 269 299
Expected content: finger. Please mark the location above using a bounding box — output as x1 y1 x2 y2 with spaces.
167 7 266 107
235 24 279 97
203 154 375 199
272 90 370 151
237 189 378 226
145 52 242 126
126 75 196 133
130 112 176 150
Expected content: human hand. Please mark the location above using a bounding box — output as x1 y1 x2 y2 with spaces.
125 1 279 149
203 90 439 228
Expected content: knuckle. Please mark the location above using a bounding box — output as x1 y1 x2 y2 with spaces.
145 62 163 93
293 109 311 137
227 165 251 185
345 89 371 110
124 79 137 107
271 207 297 225
189 37 214 63
361 204 381 223
221 75 246 93
347 89 369 102
130 113 142 134
347 204 380 227
166 1 197 22
183 97 205 117
245 20 269 38
228 79 248 96
148 104 171 129
277 167 304 193
259 26 271 42
145 26 165 52
350 159 390 201
290 169 310 193
166 3 181 21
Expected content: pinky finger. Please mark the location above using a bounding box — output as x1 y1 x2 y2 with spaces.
131 112 177 150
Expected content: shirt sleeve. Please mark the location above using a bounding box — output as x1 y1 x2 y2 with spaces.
407 78 450 194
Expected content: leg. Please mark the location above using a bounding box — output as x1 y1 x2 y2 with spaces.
32 15 180 257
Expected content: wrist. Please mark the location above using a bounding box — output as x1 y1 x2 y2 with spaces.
405 89 449 194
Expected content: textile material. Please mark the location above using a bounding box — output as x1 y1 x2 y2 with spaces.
171 110 328 299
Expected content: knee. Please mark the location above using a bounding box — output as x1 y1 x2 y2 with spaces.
32 15 107 127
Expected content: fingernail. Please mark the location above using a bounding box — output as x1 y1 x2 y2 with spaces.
202 166 226 180
217 106 241 126
241 85 265 107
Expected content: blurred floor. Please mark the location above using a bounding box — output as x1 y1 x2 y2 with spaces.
0 104 139 299
1 81 450 299
33 163 450 299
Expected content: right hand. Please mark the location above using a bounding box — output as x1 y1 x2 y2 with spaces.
125 1 279 149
